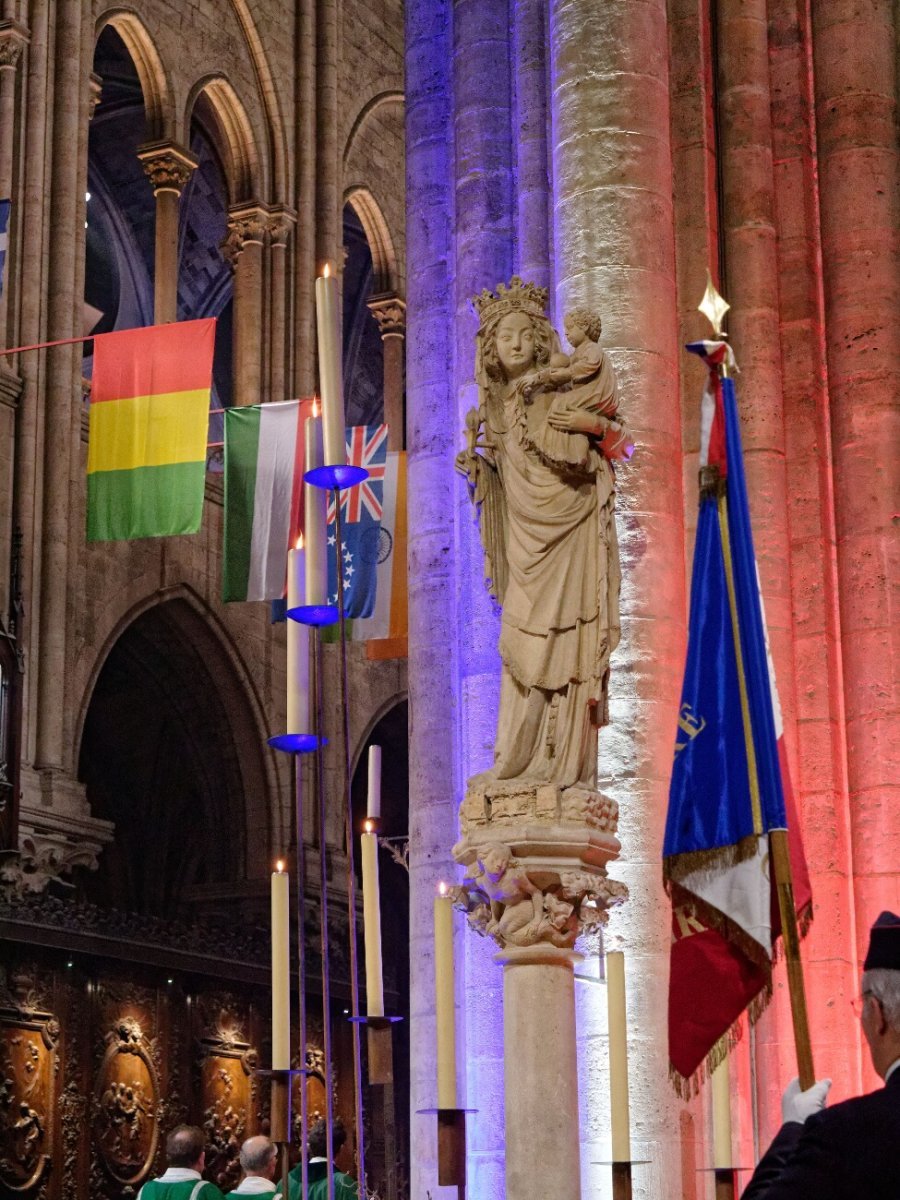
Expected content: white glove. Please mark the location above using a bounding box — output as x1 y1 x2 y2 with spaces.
781 1076 832 1124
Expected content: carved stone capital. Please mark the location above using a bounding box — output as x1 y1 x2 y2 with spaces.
267 206 296 248
368 293 407 339
452 777 625 949
137 140 199 195
0 20 30 70
221 203 270 263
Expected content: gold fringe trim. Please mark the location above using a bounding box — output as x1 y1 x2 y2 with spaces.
663 834 762 884
669 980 774 1100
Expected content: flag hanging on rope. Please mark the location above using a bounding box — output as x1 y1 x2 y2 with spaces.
0 199 10 299
664 340 812 1089
335 449 407 646
87 319 215 541
222 398 316 602
321 423 389 632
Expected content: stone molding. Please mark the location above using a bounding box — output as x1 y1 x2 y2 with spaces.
89 70 102 119
0 365 23 410
367 293 406 338
0 19 29 70
137 140 199 195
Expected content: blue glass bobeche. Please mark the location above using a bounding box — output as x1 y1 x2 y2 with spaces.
287 603 339 626
304 463 368 489
267 733 325 754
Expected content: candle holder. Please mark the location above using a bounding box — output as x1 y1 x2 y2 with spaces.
348 1014 402 1085
592 1159 652 1200
267 733 324 753
416 1108 476 1196
698 1166 749 1199
286 602 339 626
305 463 369 489
256 1067 308 1140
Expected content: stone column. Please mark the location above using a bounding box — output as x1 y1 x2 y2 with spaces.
267 208 295 405
716 0 800 1138
367 294 406 449
549 0 684 1194
498 946 581 1200
511 0 551 289
293 0 316 396
223 204 268 407
812 1 900 1050
405 2 459 1196
137 141 198 325
36 0 86 771
0 21 28 347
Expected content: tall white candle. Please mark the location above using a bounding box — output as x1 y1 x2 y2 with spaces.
271 863 291 1070
286 545 309 734
606 950 631 1162
434 882 456 1108
712 1052 733 1169
314 265 345 469
361 819 384 1018
303 414 328 607
367 745 382 821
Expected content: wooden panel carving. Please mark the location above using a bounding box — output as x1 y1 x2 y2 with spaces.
196 992 257 1192
92 1017 159 1185
0 971 58 1194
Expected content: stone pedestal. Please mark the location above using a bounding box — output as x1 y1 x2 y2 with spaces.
498 943 581 1200
453 778 625 1198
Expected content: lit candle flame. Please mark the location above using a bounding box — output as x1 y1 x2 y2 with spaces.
295 533 304 551
438 881 448 897
275 860 285 874
364 818 374 834
323 262 331 279
312 397 320 417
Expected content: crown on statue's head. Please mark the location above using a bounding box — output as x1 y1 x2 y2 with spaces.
472 276 548 324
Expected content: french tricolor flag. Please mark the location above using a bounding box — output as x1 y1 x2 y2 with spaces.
664 341 811 1087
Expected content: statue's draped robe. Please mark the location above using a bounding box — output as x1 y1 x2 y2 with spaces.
479 348 622 788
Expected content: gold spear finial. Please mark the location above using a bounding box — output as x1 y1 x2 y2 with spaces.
698 270 730 339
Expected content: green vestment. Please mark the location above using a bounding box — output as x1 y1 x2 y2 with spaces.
288 1160 358 1200
139 1175 225 1200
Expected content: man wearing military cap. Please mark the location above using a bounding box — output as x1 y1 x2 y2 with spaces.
742 910 900 1198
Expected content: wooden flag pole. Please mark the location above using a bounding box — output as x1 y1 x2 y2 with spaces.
770 829 815 1089
698 273 815 1093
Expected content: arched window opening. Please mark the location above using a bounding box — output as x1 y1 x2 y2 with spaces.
343 204 384 427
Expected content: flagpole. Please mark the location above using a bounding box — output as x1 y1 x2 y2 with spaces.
332 491 368 1194
699 273 815 1093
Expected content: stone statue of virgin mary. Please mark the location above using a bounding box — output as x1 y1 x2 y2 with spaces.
456 277 632 794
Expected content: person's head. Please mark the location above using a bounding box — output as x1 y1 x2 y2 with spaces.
860 911 900 1079
307 1117 347 1160
166 1125 206 1170
564 309 602 347
239 1135 277 1180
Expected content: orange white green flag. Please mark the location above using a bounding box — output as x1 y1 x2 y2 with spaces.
86 319 215 541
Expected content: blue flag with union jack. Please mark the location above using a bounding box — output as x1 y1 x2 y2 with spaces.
0 200 10 300
326 423 388 619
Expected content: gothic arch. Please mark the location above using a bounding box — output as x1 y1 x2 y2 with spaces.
344 185 399 295
73 584 283 883
185 75 265 203
342 90 404 169
94 8 175 140
225 0 289 199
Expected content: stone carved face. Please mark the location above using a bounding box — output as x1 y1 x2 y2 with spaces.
495 312 536 379
564 315 587 347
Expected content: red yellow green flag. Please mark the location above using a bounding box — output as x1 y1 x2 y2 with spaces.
87 320 215 541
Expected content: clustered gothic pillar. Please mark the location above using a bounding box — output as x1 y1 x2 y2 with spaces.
367 295 406 449
137 140 198 326
268 208 295 405
224 205 268 407
549 0 683 1193
812 1 900 1044
0 20 29 347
